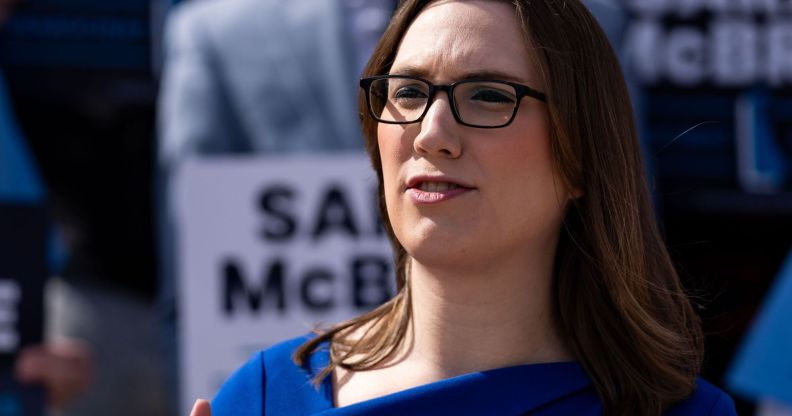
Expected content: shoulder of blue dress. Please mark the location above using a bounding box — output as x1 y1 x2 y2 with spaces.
260 333 336 414
213 334 334 415
262 333 330 374
665 378 737 416
211 349 266 416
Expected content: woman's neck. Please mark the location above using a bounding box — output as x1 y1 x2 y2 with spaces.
401 251 573 378
332 246 573 408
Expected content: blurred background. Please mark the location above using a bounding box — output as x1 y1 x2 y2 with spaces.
0 0 790 415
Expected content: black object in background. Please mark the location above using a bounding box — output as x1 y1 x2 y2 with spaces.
0 0 158 298
623 5 792 415
0 203 48 416
0 0 150 71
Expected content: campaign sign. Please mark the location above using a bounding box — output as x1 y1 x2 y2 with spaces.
175 154 394 413
623 1 792 198
0 203 46 416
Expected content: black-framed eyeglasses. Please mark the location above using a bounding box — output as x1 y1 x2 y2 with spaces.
360 75 547 129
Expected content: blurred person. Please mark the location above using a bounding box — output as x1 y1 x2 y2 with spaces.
157 0 393 411
192 0 736 415
1 1 93 411
14 341 93 410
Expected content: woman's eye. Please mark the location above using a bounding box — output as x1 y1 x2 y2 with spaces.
470 89 515 104
392 87 428 100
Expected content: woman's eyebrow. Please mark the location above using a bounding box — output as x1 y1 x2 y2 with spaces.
460 71 525 83
387 65 430 78
388 66 526 83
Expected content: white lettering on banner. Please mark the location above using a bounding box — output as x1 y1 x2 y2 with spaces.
712 20 758 85
625 19 664 83
768 21 792 85
666 27 706 85
626 0 668 16
624 1 792 86
676 0 710 18
625 18 792 85
0 280 21 352
175 154 394 415
626 0 792 15
710 0 754 14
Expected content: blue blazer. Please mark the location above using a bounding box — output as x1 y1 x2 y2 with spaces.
211 336 737 416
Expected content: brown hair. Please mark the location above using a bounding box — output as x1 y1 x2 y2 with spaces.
295 1 703 414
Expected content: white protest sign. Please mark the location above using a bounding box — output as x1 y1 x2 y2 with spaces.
175 154 394 413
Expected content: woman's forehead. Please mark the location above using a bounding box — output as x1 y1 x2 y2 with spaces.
390 0 540 86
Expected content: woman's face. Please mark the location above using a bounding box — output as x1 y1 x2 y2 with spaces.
380 0 572 270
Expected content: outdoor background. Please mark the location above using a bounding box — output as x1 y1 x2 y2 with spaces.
1 0 790 415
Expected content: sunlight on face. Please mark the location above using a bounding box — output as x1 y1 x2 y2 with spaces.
379 0 571 271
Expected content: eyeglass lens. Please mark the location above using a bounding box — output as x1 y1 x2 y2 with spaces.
369 78 518 127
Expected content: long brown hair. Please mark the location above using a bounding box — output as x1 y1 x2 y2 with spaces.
295 1 704 414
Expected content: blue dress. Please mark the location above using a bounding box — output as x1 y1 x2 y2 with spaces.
212 336 737 415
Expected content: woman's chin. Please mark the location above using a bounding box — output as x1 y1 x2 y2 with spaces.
403 237 479 271
394 216 490 270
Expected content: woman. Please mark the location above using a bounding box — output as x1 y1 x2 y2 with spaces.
192 0 737 414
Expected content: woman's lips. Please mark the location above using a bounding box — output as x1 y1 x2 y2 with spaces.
406 180 475 204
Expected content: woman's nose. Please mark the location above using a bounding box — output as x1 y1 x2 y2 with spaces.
412 94 462 158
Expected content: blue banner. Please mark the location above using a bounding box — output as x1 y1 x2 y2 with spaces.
728 248 792 405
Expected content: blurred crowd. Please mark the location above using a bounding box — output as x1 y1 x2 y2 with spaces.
0 0 790 415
